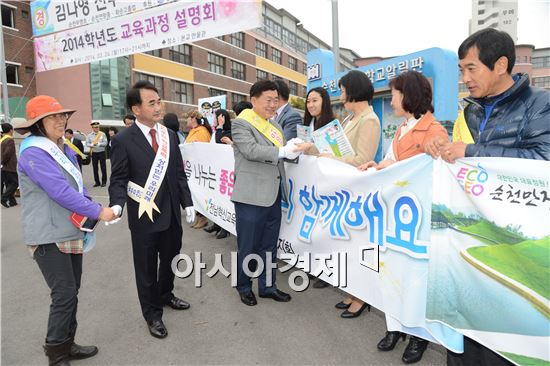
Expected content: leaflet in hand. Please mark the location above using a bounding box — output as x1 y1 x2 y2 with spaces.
311 119 354 157
296 125 313 142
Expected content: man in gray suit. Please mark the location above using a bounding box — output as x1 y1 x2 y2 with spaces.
272 79 302 140
231 80 303 306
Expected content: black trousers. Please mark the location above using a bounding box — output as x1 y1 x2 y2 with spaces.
34 244 82 344
447 337 514 366
130 216 183 322
91 151 107 185
1 170 18 204
234 192 281 295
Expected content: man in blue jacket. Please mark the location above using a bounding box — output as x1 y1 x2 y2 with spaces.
426 28 549 163
426 28 549 366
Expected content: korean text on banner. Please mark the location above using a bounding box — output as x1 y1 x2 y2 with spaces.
33 0 262 72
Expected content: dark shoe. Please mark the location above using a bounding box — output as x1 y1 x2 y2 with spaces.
1 201 9 208
402 336 429 364
69 342 98 360
259 289 291 302
8 201 17 206
335 301 351 310
203 223 221 233
341 302 370 318
93 183 100 187
216 229 229 239
166 296 190 310
147 319 168 339
313 279 329 288
101 183 106 187
44 338 72 366
239 291 257 306
377 331 406 351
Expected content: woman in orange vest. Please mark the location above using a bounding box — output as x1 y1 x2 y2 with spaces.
358 70 449 172
357 70 448 365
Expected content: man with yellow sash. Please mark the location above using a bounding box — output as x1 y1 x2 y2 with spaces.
65 128 86 170
1 123 18 208
108 80 196 339
86 121 108 187
231 80 304 306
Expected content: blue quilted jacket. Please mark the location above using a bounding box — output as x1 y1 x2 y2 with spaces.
464 73 550 160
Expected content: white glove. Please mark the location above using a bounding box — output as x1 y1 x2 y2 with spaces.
279 142 302 160
104 205 122 226
287 137 304 145
185 206 196 224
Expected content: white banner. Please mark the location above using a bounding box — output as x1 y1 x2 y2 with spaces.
33 0 262 72
31 0 177 37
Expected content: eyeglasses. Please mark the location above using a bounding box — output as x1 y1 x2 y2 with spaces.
46 113 69 121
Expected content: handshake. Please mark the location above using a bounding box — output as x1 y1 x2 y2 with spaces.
279 138 306 160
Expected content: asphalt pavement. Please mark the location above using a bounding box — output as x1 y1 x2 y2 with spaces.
1 162 446 365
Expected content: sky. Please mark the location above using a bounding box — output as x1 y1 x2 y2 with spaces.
266 0 550 58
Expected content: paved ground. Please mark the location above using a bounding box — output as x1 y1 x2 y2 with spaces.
1 162 446 365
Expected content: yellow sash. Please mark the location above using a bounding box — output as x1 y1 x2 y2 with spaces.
452 110 474 144
64 138 87 159
238 109 283 147
0 135 12 144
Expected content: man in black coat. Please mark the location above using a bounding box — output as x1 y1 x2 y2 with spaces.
108 80 196 339
64 129 85 170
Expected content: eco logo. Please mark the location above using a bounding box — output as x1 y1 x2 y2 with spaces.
455 164 489 196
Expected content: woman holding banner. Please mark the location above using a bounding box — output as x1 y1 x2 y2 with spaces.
297 70 381 318
358 71 448 364
15 95 116 365
184 110 212 229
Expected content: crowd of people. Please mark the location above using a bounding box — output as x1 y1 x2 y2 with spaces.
2 28 549 366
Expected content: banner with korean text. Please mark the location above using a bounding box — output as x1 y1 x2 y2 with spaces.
181 143 550 365
426 158 550 366
33 0 261 72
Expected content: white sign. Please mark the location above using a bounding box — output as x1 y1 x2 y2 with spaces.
33 0 262 72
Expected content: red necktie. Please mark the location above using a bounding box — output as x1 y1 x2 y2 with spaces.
149 129 158 153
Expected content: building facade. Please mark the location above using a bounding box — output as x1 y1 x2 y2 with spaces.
469 0 518 41
30 1 355 133
1 1 36 121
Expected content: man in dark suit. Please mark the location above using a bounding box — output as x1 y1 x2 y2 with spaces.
272 79 302 140
108 80 196 339
64 129 85 170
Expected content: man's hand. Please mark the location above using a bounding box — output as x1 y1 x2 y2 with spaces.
220 136 233 145
99 207 117 221
424 135 448 159
441 142 467 164
185 206 196 224
280 141 303 160
104 205 122 226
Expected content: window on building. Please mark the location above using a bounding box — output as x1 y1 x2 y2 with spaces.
5 63 19 84
256 69 268 81
288 56 297 71
533 76 550 89
209 88 225 97
231 61 245 80
25 66 33 74
296 37 308 54
288 81 298 96
478 9 485 15
271 48 281 64
229 32 244 48
532 56 550 68
231 93 247 106
264 17 282 39
302 62 308 76
1 5 15 28
169 44 192 65
282 28 296 48
135 72 163 98
173 80 193 104
208 53 225 75
21 9 29 19
255 40 267 58
145 49 161 57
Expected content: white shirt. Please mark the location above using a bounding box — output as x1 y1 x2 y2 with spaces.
384 116 421 161
135 119 159 148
